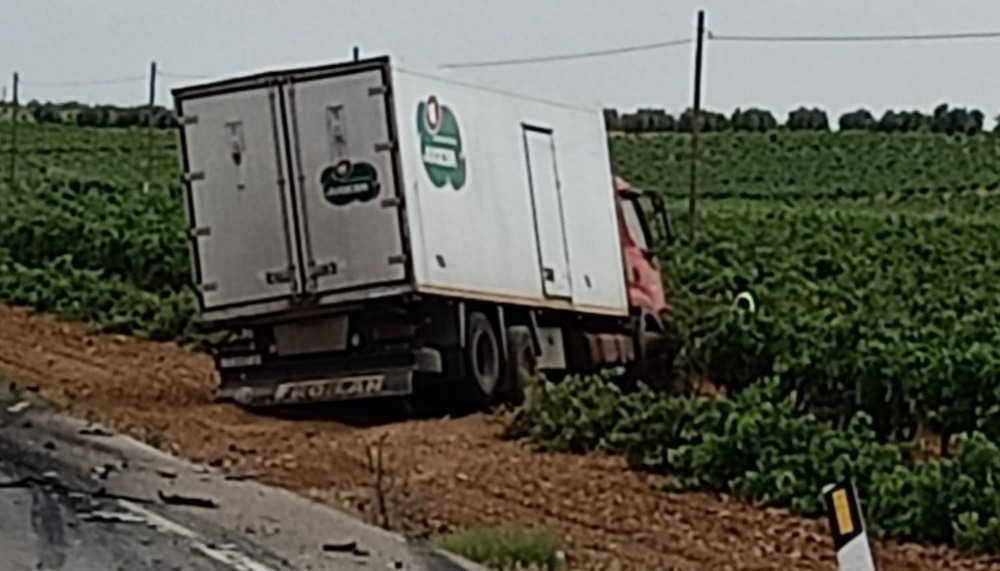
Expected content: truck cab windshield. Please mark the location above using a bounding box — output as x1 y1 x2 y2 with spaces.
621 197 652 251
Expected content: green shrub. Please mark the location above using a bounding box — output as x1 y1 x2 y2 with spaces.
507 375 1000 554
436 526 564 571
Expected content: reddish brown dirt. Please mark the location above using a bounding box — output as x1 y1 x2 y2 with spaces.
0 304 997 570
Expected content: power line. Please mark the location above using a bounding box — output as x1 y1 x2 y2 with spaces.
158 69 211 80
20 75 145 88
439 38 691 69
709 30 1000 43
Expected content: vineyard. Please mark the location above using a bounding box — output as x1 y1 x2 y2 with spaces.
2 123 1000 554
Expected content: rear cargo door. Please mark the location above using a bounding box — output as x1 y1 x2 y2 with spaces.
283 67 407 295
523 127 573 299
180 85 301 309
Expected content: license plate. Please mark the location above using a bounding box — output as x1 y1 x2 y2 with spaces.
218 354 262 369
272 375 385 403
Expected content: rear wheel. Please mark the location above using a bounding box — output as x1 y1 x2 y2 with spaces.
502 326 537 406
462 312 502 409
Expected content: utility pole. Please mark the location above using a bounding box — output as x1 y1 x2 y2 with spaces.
145 61 157 193
689 10 706 246
10 72 18 187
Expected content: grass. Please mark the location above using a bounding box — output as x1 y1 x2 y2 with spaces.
436 525 565 571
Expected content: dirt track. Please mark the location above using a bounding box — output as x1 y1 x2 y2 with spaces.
0 304 997 570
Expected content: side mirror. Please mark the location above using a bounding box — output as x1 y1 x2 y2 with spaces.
641 192 674 249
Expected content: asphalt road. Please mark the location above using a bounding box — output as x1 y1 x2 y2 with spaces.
0 395 485 571
0 463 231 571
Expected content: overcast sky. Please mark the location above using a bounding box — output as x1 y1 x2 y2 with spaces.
1 0 998 122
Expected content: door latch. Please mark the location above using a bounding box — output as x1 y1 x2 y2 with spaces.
310 261 338 279
266 269 296 284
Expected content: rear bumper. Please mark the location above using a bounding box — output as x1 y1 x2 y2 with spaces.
215 347 442 407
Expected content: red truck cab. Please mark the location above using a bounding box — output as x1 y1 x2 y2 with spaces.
614 176 670 315
613 176 681 391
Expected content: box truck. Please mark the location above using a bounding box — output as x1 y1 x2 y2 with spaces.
172 56 679 409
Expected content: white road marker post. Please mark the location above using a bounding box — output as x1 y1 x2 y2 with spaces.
822 479 878 571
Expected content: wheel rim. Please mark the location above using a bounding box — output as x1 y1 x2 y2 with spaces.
520 343 536 377
471 328 499 394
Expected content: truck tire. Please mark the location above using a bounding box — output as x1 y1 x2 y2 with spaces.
502 326 537 406
625 311 686 394
462 311 502 409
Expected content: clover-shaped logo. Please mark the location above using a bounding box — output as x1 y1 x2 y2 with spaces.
417 96 466 191
319 159 381 207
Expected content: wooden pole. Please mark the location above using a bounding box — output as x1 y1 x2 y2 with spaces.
689 10 706 246
145 61 157 192
10 72 18 187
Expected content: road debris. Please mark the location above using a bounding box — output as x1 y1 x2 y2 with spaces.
0 476 31 489
94 487 154 504
80 426 113 437
80 510 146 524
155 469 178 479
6 401 30 413
158 490 219 509
43 441 56 451
91 463 119 480
322 539 357 553
323 539 371 559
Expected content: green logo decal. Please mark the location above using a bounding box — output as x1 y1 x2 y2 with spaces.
319 160 381 207
417 96 466 190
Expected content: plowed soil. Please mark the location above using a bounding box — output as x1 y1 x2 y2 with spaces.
0 304 997 570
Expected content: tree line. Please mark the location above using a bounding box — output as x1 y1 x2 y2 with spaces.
0 100 993 136
606 104 992 135
0 101 178 129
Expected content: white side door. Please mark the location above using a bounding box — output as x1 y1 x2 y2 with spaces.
523 127 573 299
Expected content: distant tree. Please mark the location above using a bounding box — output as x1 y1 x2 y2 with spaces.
603 109 621 131
932 104 952 134
877 110 904 133
76 106 103 127
970 110 985 134
899 111 929 133
34 105 63 124
786 107 829 131
639 109 675 132
930 104 985 135
616 109 677 133
732 108 777 132
154 110 178 129
678 109 729 132
839 109 877 131
113 108 143 128
620 113 642 133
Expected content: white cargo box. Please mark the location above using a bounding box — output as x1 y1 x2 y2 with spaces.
173 56 628 325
